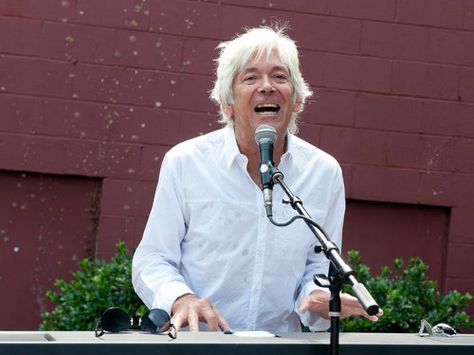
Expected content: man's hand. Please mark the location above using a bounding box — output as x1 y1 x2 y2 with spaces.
298 290 383 321
171 293 231 332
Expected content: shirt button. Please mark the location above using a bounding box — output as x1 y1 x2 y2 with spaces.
257 251 263 257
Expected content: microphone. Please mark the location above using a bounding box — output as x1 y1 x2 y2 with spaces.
254 124 278 217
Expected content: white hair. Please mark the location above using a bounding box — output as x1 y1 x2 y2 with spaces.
210 25 313 134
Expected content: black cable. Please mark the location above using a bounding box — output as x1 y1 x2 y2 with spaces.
268 214 330 240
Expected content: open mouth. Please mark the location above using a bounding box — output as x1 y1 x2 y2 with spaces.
254 103 280 114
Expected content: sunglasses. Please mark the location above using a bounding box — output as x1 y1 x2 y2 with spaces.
95 307 177 339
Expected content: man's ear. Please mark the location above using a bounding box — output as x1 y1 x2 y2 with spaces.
223 104 234 118
293 99 303 113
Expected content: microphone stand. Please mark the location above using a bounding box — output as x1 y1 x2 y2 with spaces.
269 167 379 355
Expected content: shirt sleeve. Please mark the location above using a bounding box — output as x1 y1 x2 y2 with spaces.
132 151 194 316
295 163 346 331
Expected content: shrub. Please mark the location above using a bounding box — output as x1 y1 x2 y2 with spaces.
341 250 473 332
41 244 472 332
40 242 146 331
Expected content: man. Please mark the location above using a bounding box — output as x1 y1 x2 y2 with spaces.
132 26 381 333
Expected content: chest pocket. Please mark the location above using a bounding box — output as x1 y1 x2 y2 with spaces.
270 204 327 264
185 200 256 242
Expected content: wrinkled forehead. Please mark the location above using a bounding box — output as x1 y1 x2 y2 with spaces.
236 48 290 76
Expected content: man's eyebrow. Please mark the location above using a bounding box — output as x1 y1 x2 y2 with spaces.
239 66 258 74
240 65 289 74
272 65 290 72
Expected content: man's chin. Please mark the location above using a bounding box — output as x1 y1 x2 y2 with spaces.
255 117 288 130
253 114 285 125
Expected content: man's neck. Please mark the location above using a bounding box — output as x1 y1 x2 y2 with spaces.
234 128 286 187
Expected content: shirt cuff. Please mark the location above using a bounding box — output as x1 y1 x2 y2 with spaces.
295 281 331 332
298 308 330 332
155 281 194 316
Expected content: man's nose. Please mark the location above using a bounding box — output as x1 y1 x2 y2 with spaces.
258 76 275 93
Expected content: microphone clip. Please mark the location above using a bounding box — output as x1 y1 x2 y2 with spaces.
262 165 284 218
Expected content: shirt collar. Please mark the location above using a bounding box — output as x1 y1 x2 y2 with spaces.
221 126 297 168
280 130 297 167
222 126 242 169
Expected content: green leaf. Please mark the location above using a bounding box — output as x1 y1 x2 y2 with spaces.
341 250 473 332
40 242 145 331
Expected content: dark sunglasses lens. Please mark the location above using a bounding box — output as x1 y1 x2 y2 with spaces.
140 311 157 333
147 308 171 332
101 307 131 333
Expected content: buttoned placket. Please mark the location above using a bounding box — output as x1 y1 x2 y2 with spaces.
232 146 293 330
245 184 268 329
233 152 269 330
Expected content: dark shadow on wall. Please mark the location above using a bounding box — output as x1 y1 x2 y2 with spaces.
344 199 449 291
0 170 102 330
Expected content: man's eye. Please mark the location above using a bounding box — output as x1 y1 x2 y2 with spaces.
244 76 256 81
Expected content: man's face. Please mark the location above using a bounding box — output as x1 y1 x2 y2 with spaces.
225 50 301 147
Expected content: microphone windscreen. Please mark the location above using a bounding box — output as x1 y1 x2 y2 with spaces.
255 124 277 145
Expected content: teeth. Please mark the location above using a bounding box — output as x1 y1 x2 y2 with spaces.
255 103 280 113
256 104 279 108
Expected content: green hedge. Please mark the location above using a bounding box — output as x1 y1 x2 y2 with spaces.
40 242 146 331
40 244 472 332
341 250 473 332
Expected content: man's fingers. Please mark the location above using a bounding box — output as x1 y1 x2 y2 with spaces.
171 312 186 331
361 307 384 321
171 295 233 332
340 293 384 322
299 290 384 323
361 311 379 321
170 311 201 332
214 308 231 332
201 308 218 331
188 311 200 332
298 296 310 314
298 291 328 314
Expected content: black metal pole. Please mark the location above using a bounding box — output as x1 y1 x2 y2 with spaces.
270 168 379 355
328 264 342 355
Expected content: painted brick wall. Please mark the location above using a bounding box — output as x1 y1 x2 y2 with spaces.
1 0 473 329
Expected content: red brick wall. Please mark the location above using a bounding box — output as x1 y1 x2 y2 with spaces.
0 0 473 329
